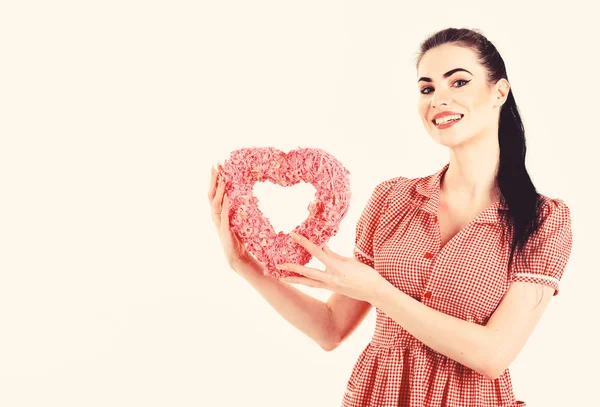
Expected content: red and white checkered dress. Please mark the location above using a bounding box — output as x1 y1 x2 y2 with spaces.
345 162 573 407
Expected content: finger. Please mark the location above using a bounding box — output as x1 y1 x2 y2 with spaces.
323 244 347 261
220 194 231 231
211 177 225 226
290 232 330 266
207 166 218 203
276 262 327 282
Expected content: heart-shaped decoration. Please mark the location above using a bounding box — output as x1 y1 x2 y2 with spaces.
220 147 351 278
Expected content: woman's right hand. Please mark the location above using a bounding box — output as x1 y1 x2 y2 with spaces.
208 164 254 269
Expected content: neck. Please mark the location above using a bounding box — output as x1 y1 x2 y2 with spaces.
441 130 500 208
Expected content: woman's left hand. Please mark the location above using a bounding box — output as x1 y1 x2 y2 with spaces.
276 231 388 305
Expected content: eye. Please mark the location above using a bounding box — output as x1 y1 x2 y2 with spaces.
420 79 471 95
454 79 470 87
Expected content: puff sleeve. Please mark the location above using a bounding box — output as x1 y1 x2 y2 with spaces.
352 179 397 268
509 198 573 296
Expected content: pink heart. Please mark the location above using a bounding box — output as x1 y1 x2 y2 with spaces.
220 147 351 277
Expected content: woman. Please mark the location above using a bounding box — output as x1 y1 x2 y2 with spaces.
207 28 572 407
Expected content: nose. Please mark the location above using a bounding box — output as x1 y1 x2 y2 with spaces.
431 88 451 109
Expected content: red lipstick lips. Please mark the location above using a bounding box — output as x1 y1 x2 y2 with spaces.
431 111 464 129
432 111 463 121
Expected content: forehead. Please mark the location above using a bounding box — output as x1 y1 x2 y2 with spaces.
417 44 482 78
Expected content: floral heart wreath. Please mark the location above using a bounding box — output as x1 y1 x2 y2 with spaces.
220 147 351 278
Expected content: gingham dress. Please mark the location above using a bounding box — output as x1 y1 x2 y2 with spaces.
345 162 573 407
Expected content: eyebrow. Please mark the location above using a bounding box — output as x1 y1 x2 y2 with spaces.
418 68 473 83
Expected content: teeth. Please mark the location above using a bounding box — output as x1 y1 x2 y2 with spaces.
435 114 462 125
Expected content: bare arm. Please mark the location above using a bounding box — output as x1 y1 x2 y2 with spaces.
371 278 558 380
232 257 372 351
211 164 371 351
326 293 373 350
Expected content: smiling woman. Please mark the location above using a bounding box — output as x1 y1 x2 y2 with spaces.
208 27 573 407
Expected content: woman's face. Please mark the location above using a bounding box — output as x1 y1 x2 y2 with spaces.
416 43 507 147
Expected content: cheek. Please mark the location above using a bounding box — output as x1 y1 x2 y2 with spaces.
470 91 493 111
417 101 429 121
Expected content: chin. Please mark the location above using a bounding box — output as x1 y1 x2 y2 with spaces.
430 129 470 147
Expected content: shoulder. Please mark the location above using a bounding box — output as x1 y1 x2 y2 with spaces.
510 194 573 290
536 194 572 225
521 194 573 255
358 173 431 224
538 193 570 210
370 171 433 203
370 175 410 197
366 175 420 207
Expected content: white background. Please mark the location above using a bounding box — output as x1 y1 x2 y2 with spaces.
1 1 598 406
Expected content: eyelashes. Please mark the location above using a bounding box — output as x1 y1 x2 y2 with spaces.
420 79 471 95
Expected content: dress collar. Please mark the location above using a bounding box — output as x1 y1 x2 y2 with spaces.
415 162 508 224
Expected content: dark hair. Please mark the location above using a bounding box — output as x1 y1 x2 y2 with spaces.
415 28 543 280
